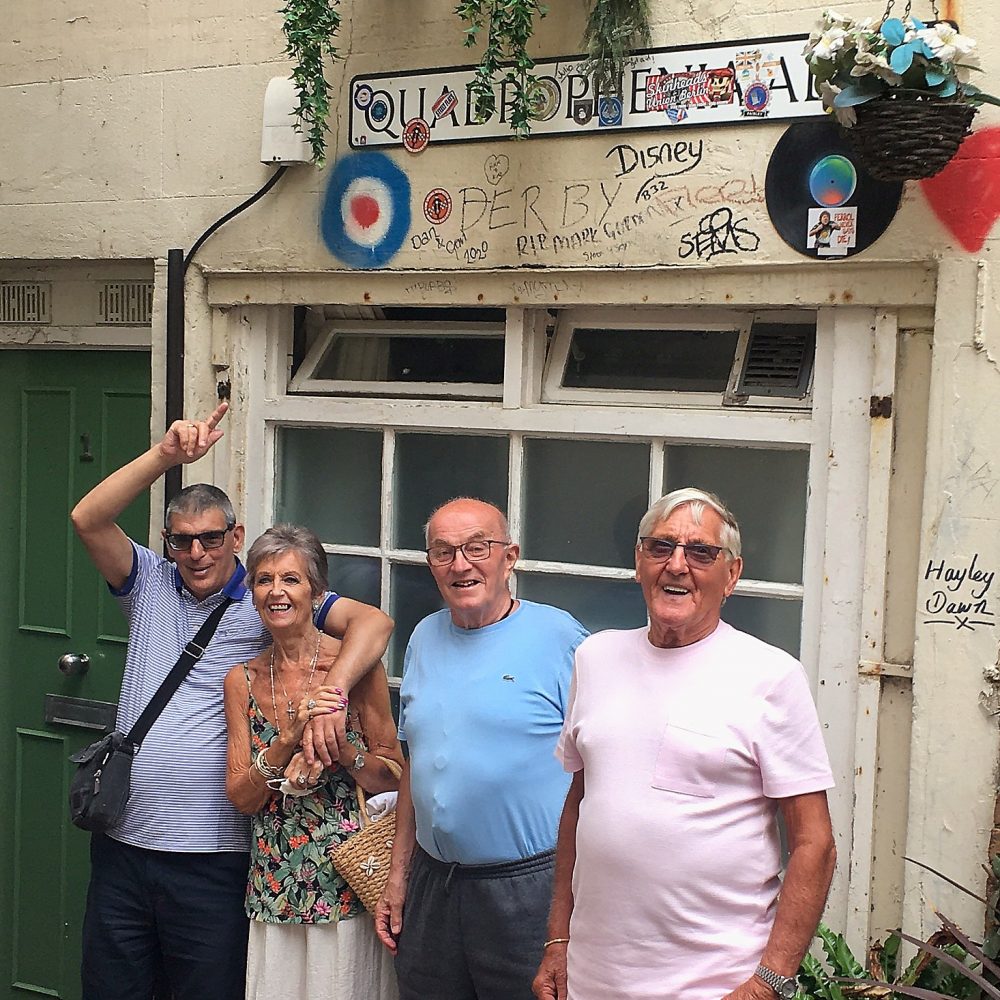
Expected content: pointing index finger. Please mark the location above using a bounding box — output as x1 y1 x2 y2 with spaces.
205 401 229 431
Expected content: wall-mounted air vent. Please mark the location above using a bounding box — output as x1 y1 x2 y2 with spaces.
0 282 51 324
98 281 154 325
731 322 816 399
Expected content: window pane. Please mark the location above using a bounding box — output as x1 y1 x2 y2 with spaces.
563 328 739 391
394 433 509 550
517 573 648 634
388 562 446 677
328 554 381 608
277 428 381 546
523 438 648 568
664 445 807 584
722 596 801 657
315 334 504 384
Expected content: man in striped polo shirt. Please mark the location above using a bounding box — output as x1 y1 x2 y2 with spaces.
70 402 393 1000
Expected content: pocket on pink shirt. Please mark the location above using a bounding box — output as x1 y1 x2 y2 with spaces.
651 724 728 797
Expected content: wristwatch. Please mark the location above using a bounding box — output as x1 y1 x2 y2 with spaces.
352 751 366 772
755 964 798 999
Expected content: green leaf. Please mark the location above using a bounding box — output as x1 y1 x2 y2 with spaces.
817 925 865 978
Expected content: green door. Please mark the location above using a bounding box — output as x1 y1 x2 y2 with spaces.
0 350 151 1000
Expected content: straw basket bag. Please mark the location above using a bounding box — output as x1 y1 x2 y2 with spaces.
331 757 404 914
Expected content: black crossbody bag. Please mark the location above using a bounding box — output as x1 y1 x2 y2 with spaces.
68 597 235 832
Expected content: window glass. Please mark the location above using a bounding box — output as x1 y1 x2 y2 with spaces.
722 596 802 657
315 334 504 384
517 573 648 634
277 428 381 546
394 433 509 551
664 445 808 584
328 554 381 609
522 438 648 568
563 328 739 391
388 562 446 676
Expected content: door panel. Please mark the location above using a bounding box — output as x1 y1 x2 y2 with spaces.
0 350 151 1000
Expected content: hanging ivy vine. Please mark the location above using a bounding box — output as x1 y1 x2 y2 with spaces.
455 0 549 135
281 0 341 163
581 0 652 99
281 0 651 154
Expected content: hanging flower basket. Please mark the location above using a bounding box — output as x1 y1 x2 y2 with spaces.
803 2 999 182
845 88 976 181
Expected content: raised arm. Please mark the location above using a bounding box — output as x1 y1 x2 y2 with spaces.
533 769 584 1000
70 402 229 588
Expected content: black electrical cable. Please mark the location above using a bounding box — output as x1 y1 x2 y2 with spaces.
183 164 290 274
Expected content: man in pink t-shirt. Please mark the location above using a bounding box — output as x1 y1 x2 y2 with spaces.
533 488 836 1000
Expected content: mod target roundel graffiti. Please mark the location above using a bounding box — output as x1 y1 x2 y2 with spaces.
320 153 411 269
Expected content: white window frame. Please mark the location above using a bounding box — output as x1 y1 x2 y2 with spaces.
542 306 815 410
288 319 506 399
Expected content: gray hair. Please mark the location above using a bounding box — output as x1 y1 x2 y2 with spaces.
246 524 328 597
423 497 511 546
165 483 235 531
637 487 742 560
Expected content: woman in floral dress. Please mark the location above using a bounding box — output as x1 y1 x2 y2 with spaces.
224 524 401 999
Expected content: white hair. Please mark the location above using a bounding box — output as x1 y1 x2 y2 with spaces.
637 487 741 560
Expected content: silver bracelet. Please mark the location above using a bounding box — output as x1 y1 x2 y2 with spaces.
254 748 284 781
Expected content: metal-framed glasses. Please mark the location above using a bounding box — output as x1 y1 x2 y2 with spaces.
164 526 235 551
426 539 510 566
638 536 729 567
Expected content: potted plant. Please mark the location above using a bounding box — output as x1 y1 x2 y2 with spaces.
803 4 1000 181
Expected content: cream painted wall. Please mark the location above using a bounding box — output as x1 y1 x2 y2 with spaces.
1 0 998 269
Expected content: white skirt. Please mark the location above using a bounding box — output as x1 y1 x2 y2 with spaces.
246 915 399 1000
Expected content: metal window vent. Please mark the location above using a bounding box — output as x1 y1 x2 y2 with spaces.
0 282 51 324
732 323 815 399
98 281 154 325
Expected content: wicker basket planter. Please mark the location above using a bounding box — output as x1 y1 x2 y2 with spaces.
845 89 977 181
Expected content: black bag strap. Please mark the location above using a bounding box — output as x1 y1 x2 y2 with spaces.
125 596 235 750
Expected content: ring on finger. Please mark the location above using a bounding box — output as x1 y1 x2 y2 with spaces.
307 699 316 710
296 773 307 787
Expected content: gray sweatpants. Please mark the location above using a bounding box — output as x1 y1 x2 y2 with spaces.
394 846 556 1000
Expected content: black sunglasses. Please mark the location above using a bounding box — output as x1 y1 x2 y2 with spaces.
163 526 234 552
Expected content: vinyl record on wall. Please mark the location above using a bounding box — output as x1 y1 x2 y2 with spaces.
765 120 903 260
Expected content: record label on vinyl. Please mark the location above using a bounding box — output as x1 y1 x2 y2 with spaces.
765 121 903 260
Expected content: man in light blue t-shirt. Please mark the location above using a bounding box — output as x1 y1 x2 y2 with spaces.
375 497 588 1000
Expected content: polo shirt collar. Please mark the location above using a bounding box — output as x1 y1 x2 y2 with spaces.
172 557 248 600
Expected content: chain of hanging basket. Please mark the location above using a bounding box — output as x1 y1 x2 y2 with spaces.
845 0 974 181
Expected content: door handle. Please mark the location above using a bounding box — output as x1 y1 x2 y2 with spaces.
58 653 91 676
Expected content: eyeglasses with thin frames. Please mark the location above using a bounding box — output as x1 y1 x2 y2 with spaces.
425 539 510 567
163 526 235 552
637 536 729 567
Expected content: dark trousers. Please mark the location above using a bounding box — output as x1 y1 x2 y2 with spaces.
395 846 555 1000
81 834 249 1000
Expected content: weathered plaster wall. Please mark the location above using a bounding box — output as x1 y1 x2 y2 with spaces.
2 0 998 269
903 256 1000 937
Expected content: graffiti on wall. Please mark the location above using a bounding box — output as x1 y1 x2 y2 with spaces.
320 152 411 268
922 554 996 632
319 132 773 269
921 127 1000 253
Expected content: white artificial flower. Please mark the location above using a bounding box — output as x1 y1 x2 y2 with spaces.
812 25 849 61
819 80 858 127
850 49 897 80
917 22 977 65
822 9 854 28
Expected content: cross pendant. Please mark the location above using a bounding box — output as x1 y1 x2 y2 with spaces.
285 702 295 722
